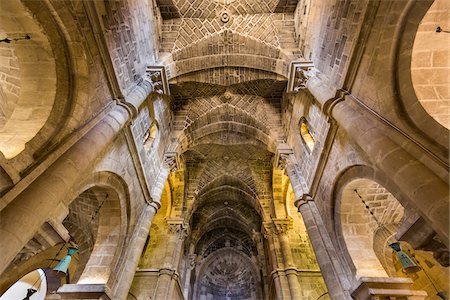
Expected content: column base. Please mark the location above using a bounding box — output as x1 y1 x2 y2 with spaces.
351 277 427 300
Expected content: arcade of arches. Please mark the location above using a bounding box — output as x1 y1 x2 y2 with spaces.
0 0 449 299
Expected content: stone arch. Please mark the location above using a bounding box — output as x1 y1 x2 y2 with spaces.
0 269 47 299
332 165 414 279
61 171 130 284
187 175 265 224
0 0 58 159
0 170 131 292
394 0 449 148
168 55 289 81
178 118 278 155
192 247 263 300
0 245 69 294
0 0 83 166
61 186 121 284
411 0 450 130
337 177 405 278
165 30 291 80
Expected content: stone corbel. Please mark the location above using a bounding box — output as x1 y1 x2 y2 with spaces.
287 61 315 92
164 151 179 172
274 148 294 171
146 66 170 95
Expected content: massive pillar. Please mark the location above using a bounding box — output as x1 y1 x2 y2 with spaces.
296 195 352 300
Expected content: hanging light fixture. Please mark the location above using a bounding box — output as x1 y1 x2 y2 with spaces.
389 242 421 274
53 247 78 275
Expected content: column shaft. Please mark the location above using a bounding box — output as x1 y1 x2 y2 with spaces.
298 199 351 299
110 203 158 299
278 232 302 299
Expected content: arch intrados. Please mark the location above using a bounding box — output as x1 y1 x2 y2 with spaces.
0 0 74 162
0 244 62 294
191 185 262 218
61 172 130 283
394 0 449 148
193 221 256 248
194 247 262 300
183 104 271 134
196 175 259 200
196 228 256 257
332 165 407 279
169 68 287 85
0 268 47 299
179 123 277 153
192 197 260 225
168 54 289 80
170 30 285 58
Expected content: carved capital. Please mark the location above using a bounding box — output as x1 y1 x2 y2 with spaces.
288 61 315 92
273 218 293 235
263 222 275 239
167 219 189 239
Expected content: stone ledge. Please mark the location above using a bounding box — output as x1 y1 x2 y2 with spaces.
56 284 110 300
351 277 428 300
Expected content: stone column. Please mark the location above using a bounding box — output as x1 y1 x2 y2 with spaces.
153 219 188 300
296 195 351 300
109 202 159 299
264 223 290 299
183 249 196 300
273 219 302 300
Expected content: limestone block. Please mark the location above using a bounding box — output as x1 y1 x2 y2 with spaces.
351 277 428 300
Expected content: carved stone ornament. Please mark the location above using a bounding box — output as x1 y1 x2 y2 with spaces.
146 66 170 95
167 219 190 239
288 61 315 92
273 218 294 235
188 254 197 268
263 222 276 239
277 153 293 170
164 152 178 172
